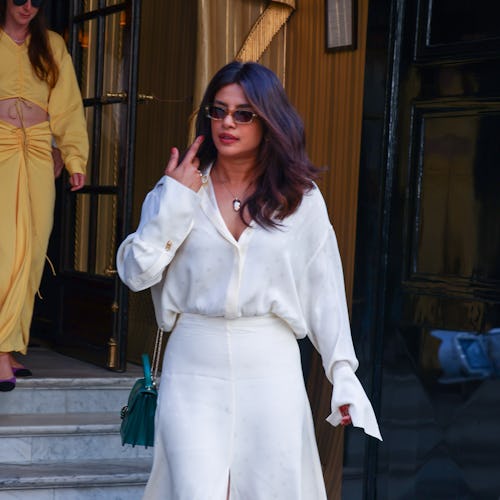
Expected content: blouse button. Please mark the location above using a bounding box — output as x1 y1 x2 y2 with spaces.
165 240 173 251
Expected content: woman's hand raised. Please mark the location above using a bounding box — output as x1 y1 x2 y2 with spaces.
165 136 205 192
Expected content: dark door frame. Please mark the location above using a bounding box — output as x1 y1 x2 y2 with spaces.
350 0 408 497
62 0 142 371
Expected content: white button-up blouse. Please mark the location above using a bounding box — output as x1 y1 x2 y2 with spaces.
116 169 382 440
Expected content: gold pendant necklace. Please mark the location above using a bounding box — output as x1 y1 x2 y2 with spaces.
214 169 246 212
222 182 242 212
232 198 242 212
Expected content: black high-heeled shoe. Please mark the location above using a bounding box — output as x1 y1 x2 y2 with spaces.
12 366 32 377
0 376 16 392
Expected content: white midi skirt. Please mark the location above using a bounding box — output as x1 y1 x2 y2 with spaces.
142 314 327 500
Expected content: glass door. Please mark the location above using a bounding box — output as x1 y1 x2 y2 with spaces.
55 0 141 370
374 1 500 498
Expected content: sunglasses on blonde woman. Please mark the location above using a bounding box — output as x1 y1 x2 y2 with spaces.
13 0 43 7
205 105 258 124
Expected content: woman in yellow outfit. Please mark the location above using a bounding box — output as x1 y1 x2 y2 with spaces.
0 0 88 391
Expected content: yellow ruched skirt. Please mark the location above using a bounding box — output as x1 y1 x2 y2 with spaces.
0 120 54 354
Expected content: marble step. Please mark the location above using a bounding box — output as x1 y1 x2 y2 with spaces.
0 377 138 415
0 458 151 499
0 412 153 464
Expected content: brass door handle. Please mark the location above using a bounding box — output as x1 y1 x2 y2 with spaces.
104 267 118 276
103 91 127 102
103 91 154 103
138 93 154 102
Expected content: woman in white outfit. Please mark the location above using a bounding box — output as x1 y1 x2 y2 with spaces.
117 61 381 500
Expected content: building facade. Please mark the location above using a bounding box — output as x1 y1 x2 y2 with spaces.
34 1 500 498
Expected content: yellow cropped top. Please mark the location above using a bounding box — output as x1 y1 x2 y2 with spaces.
0 29 88 175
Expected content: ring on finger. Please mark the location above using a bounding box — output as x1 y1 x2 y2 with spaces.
199 170 208 184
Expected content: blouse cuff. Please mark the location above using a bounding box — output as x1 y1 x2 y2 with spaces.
138 175 199 248
116 176 199 291
327 361 382 440
65 159 86 176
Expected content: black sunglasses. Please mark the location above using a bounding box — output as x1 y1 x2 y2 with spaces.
13 0 44 7
205 105 257 124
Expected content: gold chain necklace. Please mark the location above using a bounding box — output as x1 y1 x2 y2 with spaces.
222 183 242 212
213 169 249 212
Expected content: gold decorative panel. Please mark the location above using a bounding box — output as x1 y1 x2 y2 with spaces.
285 0 370 497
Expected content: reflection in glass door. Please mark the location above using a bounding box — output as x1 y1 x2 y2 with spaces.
372 1 500 498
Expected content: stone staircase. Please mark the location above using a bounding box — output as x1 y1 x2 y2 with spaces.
0 351 154 499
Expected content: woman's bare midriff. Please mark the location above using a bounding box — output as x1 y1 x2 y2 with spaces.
0 98 48 128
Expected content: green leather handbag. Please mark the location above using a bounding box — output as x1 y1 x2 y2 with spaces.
120 353 158 448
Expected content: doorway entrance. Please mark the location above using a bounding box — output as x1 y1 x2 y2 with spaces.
32 0 142 371
33 0 198 370
352 0 500 498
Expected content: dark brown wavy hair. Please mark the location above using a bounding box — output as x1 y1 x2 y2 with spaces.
0 0 59 88
195 61 320 229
